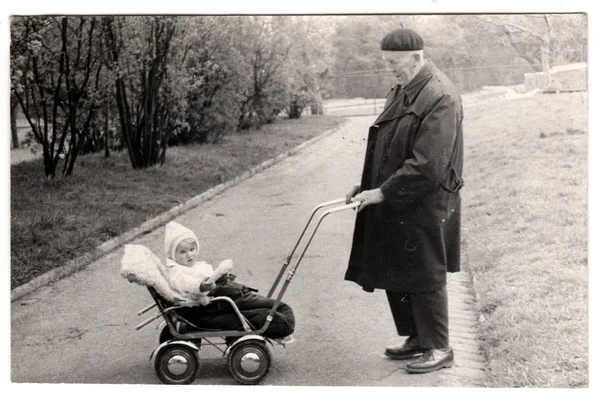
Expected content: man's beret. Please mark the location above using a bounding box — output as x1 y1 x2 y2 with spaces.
380 28 424 51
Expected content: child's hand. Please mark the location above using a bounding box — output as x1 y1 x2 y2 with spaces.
198 296 211 306
216 259 234 273
202 259 233 290
200 278 216 292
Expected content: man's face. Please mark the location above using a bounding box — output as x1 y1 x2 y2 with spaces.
382 51 419 86
174 239 198 266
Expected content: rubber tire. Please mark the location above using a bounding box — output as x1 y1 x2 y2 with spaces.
154 344 199 385
227 341 271 385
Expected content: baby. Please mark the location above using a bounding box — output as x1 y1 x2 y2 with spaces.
163 221 295 339
164 221 232 306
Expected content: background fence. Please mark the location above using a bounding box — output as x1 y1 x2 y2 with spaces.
324 63 539 99
321 63 543 117
322 98 387 117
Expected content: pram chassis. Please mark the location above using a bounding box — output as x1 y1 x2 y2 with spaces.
136 198 360 385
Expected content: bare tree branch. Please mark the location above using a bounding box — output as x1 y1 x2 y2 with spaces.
473 15 545 41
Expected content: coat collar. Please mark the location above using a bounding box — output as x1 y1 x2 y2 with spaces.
402 59 435 104
373 60 436 125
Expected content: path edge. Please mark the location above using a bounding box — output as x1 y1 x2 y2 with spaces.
11 119 352 302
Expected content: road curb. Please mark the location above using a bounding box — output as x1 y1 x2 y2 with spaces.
438 251 489 386
11 119 352 302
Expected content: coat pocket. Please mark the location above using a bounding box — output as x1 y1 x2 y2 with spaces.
440 166 464 193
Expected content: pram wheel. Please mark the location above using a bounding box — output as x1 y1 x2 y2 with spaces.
154 343 199 385
159 325 201 346
159 326 173 343
227 340 271 385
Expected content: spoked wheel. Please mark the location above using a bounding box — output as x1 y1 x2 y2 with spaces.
154 344 199 385
227 340 271 385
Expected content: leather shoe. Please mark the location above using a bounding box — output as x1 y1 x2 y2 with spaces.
385 336 424 360
406 348 455 373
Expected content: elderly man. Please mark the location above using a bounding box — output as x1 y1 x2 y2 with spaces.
345 27 464 374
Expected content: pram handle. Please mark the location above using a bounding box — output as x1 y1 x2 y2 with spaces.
283 198 347 259
267 198 360 299
135 199 360 339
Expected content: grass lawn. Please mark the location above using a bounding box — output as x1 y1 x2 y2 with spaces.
10 115 346 289
462 91 588 387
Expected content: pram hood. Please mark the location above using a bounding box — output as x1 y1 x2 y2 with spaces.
120 244 199 307
164 221 200 261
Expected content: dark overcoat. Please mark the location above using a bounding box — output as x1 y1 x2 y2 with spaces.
345 61 464 293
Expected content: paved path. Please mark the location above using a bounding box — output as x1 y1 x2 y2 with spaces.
11 116 486 386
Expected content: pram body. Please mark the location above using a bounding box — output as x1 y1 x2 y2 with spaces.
129 198 359 385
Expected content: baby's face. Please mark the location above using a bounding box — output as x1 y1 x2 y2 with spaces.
174 239 198 266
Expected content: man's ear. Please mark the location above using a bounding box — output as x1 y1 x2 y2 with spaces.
412 52 422 63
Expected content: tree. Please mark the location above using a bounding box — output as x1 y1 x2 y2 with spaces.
547 14 587 64
10 92 19 149
424 15 515 91
474 15 554 79
280 16 336 118
11 16 106 177
103 16 186 168
169 16 242 144
323 14 587 96
234 16 291 129
472 14 587 88
327 15 418 97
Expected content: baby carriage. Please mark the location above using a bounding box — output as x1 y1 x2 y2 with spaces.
123 198 359 385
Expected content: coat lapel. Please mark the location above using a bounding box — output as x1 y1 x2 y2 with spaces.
373 61 436 126
373 85 405 125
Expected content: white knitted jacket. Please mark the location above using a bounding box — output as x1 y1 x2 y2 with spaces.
120 221 232 307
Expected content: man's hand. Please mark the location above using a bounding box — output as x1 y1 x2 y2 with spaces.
346 183 361 204
199 277 216 293
352 188 385 212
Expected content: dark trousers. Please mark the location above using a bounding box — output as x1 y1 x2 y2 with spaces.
178 282 295 339
385 286 449 350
